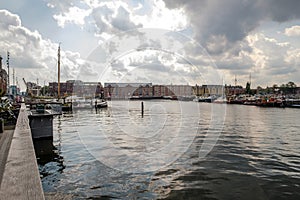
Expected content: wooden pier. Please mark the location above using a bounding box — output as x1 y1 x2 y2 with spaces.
0 104 45 200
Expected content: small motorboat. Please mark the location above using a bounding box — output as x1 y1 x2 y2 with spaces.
95 99 108 108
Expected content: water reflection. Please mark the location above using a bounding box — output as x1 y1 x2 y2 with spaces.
34 115 65 193
36 101 300 199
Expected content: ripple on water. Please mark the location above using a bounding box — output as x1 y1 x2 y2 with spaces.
38 101 300 199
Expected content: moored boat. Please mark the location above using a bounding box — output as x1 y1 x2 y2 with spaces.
95 99 108 108
256 97 285 107
285 99 300 108
213 96 227 104
65 96 93 109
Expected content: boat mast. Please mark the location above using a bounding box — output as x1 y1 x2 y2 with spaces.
6 51 9 93
249 73 251 85
235 75 237 87
13 68 15 86
58 43 61 99
234 75 237 96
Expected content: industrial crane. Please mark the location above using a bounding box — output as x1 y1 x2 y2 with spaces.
22 78 32 96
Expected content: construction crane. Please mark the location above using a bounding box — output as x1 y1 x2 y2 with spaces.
22 78 32 96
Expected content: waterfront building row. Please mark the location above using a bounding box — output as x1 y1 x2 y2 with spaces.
104 83 152 99
0 56 8 95
49 80 103 97
47 81 229 99
104 83 195 99
46 80 300 99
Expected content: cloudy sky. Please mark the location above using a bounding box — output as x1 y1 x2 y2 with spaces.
1 0 300 90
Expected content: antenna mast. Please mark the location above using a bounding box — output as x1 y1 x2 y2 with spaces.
234 75 237 86
58 43 61 99
6 51 10 92
13 68 15 85
249 73 252 85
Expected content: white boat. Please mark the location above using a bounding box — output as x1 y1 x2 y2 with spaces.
95 99 108 108
213 96 227 104
65 96 94 109
193 97 200 102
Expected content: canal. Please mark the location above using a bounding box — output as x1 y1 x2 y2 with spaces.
38 100 300 199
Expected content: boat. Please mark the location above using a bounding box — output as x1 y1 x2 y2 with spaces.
285 99 300 108
289 104 300 108
177 96 195 101
161 96 178 100
95 99 108 108
256 97 285 107
193 96 215 102
129 96 158 100
193 97 200 102
213 96 227 104
243 96 257 106
65 96 94 109
61 102 72 111
227 95 245 104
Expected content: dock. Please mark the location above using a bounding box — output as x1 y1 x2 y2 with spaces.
0 104 45 200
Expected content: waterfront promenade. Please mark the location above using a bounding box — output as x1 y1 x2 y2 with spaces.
0 104 44 200
0 129 14 186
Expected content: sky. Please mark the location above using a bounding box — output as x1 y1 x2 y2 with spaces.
0 0 300 91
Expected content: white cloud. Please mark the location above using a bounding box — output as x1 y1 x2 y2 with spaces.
285 48 300 65
0 9 21 28
131 0 187 31
0 9 94 90
2 1 300 89
47 0 188 37
53 6 91 28
111 6 142 31
284 25 300 36
243 33 300 86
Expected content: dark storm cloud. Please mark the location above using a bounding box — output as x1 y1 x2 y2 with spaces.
269 66 297 75
264 0 300 22
163 0 300 53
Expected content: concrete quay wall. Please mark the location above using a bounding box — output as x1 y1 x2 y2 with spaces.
0 104 44 200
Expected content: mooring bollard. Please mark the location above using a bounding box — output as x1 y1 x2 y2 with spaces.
141 101 144 118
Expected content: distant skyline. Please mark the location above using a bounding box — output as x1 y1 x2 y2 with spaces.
1 0 300 91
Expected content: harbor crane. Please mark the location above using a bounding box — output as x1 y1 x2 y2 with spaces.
22 78 32 96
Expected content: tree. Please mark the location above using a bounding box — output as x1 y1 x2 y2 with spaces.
279 81 297 95
265 86 269 94
257 86 262 90
246 82 251 94
257 86 262 94
287 81 297 88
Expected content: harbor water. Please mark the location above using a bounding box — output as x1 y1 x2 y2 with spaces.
38 100 300 199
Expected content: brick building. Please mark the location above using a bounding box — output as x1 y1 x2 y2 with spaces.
152 85 174 97
0 56 7 95
225 85 245 96
49 80 103 97
104 83 152 99
194 85 224 96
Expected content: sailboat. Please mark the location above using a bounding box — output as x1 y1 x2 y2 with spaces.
213 96 227 104
213 80 227 104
